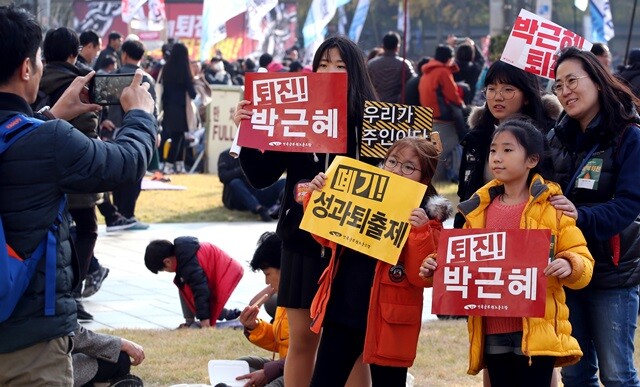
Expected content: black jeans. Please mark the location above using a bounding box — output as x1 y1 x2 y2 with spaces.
112 178 142 219
69 207 98 283
86 351 131 385
310 320 407 387
485 353 555 387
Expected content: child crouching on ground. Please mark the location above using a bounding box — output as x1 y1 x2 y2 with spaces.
144 237 244 328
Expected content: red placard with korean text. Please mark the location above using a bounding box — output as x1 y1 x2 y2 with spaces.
432 228 551 317
501 9 593 80
237 72 348 153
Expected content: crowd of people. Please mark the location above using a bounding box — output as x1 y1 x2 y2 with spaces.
2 3 640 386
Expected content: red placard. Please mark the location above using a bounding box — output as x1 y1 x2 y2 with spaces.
237 72 348 153
501 9 592 80
432 229 551 317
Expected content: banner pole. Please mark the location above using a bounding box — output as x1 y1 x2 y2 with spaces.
623 0 638 66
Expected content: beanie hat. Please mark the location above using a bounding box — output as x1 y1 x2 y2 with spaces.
434 45 454 63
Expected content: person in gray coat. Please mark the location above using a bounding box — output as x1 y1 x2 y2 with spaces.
72 326 145 387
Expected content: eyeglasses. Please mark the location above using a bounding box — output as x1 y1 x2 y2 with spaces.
384 157 420 175
551 75 589 95
482 87 518 100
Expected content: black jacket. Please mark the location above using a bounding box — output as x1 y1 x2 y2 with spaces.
617 64 640 97
0 92 156 353
39 61 102 209
548 112 640 288
239 130 380 255
217 149 248 209
173 237 210 320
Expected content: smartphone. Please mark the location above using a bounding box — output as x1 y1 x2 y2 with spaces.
89 73 135 105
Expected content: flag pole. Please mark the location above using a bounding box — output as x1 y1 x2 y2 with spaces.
400 0 408 104
623 0 638 66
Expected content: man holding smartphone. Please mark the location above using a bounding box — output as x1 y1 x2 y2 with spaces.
0 6 156 384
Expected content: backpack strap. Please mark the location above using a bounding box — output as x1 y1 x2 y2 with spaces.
44 198 66 316
0 113 59 316
0 114 45 154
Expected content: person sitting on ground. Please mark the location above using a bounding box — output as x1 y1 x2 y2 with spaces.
218 148 285 222
236 232 288 387
72 325 144 387
144 236 244 328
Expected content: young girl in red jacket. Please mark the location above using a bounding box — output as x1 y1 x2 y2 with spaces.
305 137 452 387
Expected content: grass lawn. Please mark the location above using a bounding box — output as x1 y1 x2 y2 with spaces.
103 175 640 386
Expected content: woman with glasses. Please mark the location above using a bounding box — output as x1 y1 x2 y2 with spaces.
547 47 640 387
455 60 561 228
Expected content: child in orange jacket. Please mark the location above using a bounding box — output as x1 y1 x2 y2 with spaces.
305 137 452 387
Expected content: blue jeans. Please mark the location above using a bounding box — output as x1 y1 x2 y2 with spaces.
561 286 640 387
227 178 285 212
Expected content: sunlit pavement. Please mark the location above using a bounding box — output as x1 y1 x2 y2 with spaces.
81 220 451 331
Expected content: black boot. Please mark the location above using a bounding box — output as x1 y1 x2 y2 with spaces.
76 298 93 320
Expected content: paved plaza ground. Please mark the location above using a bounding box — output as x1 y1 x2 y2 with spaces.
81 221 442 331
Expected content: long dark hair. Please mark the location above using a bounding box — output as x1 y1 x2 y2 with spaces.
493 118 547 182
554 47 640 131
312 36 378 130
477 61 548 130
161 42 193 86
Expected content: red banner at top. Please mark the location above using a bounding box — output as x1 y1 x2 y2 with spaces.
432 229 551 318
237 72 348 153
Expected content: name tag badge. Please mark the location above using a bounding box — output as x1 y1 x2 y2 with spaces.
575 158 602 191
576 178 596 190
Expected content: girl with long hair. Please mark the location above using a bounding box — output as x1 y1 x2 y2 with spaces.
159 42 196 174
234 36 378 387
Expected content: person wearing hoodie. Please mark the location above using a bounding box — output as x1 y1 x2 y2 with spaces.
144 237 244 328
35 27 103 321
419 44 466 183
548 47 640 387
455 60 562 229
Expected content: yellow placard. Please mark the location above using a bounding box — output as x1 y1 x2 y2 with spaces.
300 156 427 265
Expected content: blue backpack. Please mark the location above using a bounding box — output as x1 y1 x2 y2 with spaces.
0 114 65 322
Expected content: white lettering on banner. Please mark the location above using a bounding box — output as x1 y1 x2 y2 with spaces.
362 128 430 147
251 108 279 136
281 109 308 137
253 76 309 105
475 267 504 299
170 15 199 38
312 108 338 138
363 105 416 125
444 266 472 298
508 267 538 300
446 232 506 264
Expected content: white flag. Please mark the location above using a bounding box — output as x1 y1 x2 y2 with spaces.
575 0 588 12
536 0 552 20
122 0 146 24
247 0 278 41
590 0 614 42
201 0 247 61
348 0 370 44
303 0 349 59
146 0 167 31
